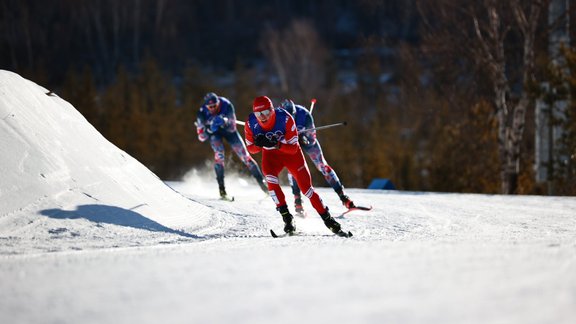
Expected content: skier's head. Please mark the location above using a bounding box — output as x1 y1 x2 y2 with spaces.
204 92 220 114
253 95 276 130
280 99 296 116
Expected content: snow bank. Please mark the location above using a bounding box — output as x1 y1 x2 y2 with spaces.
0 70 221 254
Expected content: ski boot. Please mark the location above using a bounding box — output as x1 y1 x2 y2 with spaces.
277 205 296 234
294 196 305 217
320 209 352 237
219 187 233 201
320 209 341 233
338 193 356 209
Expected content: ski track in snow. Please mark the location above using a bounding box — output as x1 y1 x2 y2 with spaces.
3 175 575 324
2 184 576 324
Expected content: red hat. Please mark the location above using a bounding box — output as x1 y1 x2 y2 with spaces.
253 96 273 112
252 96 276 130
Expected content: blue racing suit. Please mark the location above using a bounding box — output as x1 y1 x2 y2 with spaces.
196 96 265 192
287 104 344 197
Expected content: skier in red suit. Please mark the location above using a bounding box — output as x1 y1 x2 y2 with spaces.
244 96 350 236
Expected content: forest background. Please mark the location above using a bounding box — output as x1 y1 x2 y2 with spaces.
2 0 575 195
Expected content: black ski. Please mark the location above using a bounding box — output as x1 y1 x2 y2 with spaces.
270 229 353 238
350 205 372 211
335 230 353 237
270 229 279 237
270 229 298 238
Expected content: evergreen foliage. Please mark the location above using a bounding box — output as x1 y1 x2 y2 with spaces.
2 0 575 194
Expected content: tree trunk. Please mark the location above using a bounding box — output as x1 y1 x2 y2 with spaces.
474 1 541 194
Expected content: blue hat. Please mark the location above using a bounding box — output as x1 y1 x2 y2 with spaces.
203 92 219 106
280 99 296 115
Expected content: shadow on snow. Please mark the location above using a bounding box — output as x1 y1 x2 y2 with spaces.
40 204 198 238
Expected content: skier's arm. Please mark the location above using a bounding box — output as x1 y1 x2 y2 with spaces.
301 112 317 145
196 109 209 142
224 102 236 131
277 116 299 154
244 120 262 154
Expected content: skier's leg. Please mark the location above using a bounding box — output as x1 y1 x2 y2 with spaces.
261 152 294 233
209 136 227 197
260 152 286 208
288 150 342 234
227 132 268 193
305 143 355 208
305 143 343 191
286 151 327 215
287 172 304 213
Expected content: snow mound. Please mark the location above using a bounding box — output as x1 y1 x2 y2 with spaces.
0 70 223 254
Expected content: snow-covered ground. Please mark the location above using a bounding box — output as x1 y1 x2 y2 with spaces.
1 70 575 324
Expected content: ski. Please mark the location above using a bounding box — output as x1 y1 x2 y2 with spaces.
335 230 353 238
270 229 353 238
350 205 372 211
220 196 235 202
270 229 298 238
341 205 372 215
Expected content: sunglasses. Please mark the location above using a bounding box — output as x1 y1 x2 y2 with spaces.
254 109 272 118
206 102 218 109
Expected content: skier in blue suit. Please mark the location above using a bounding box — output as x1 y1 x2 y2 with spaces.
280 99 355 214
196 92 267 199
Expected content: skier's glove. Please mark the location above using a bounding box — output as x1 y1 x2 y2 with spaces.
210 115 227 133
298 134 310 146
254 134 278 148
197 128 209 142
195 121 209 142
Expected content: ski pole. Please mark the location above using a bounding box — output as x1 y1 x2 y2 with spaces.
238 98 317 125
236 121 346 132
299 121 347 133
309 98 317 114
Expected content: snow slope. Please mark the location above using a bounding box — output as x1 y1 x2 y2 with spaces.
0 70 230 254
1 70 575 324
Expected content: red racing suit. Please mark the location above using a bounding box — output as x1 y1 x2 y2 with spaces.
244 108 327 214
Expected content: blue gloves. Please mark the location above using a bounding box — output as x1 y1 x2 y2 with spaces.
209 115 227 133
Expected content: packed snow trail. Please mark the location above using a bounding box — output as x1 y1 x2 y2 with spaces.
2 181 576 324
